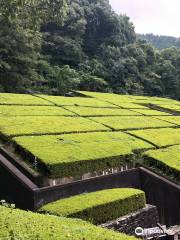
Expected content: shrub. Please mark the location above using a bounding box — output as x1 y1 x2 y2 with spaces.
13 131 153 178
39 188 146 224
0 206 137 240
143 145 180 181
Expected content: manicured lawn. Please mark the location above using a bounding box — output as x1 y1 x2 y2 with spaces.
39 188 146 224
0 206 137 240
13 131 153 177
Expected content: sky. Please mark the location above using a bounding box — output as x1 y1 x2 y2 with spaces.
109 0 180 37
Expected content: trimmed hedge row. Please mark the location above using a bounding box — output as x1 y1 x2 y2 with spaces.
129 128 180 147
143 145 180 182
13 131 153 178
0 206 137 240
0 116 108 137
90 116 174 131
0 93 52 106
0 105 74 116
39 188 146 224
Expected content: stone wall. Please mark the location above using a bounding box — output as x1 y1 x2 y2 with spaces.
100 204 159 235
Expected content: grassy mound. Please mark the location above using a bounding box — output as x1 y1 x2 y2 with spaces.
39 188 146 224
13 131 152 177
0 206 137 240
143 145 180 181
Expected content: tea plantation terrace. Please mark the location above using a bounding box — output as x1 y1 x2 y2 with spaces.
0 92 179 184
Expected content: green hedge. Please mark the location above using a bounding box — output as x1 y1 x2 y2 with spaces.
143 145 180 182
39 188 146 224
0 206 137 240
13 131 152 178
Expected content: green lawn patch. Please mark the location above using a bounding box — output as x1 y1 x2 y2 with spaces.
38 94 115 108
39 188 146 224
143 145 180 181
128 128 180 147
65 106 142 116
0 93 52 106
0 206 137 240
13 131 153 177
0 105 74 116
0 116 108 137
90 116 174 130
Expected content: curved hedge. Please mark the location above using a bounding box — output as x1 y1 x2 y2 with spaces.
0 206 137 240
39 188 146 224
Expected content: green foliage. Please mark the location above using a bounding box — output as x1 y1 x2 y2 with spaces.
132 109 171 116
13 131 152 177
39 188 146 224
0 116 108 137
65 106 141 116
129 128 180 147
143 145 180 181
0 206 137 240
155 116 180 126
90 116 174 130
0 105 74 116
0 93 51 105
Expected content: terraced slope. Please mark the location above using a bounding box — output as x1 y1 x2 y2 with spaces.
0 206 137 240
0 92 179 182
39 188 145 224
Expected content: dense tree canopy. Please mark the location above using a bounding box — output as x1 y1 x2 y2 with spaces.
0 0 179 99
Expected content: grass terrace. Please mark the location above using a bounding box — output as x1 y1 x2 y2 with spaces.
128 128 180 147
39 188 146 224
0 105 75 116
13 131 153 178
65 106 142 116
38 94 116 108
90 116 174 131
0 206 137 240
0 116 108 137
143 145 180 181
0 93 52 106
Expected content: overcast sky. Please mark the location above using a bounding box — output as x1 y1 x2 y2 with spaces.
109 0 180 37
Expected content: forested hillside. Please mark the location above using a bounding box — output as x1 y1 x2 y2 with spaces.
137 34 180 50
0 0 180 99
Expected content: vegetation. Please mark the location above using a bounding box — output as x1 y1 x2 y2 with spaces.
137 34 180 50
129 128 180 147
131 109 171 116
0 1 180 100
65 106 141 116
0 116 108 137
38 94 115 108
155 116 180 126
143 145 180 181
90 116 174 130
0 93 51 105
0 105 74 116
39 188 146 224
0 206 137 240
13 131 152 177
